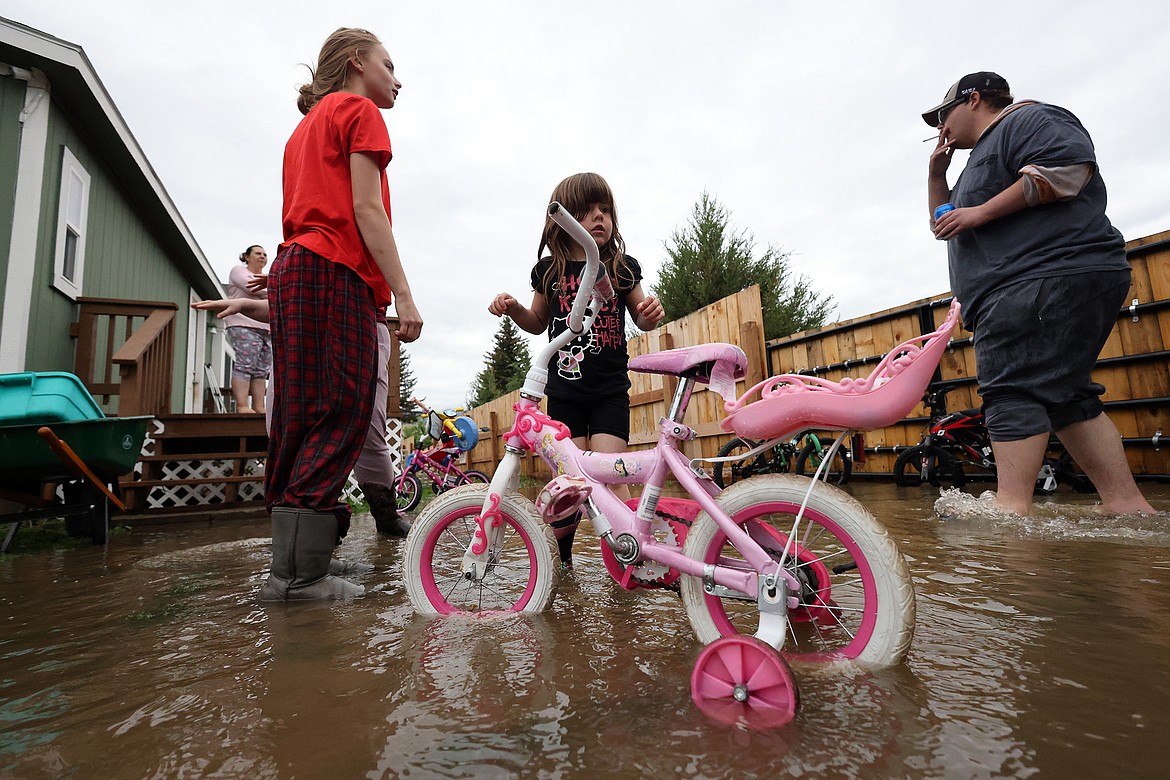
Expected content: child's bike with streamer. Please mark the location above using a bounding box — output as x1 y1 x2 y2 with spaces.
395 399 488 512
403 202 960 728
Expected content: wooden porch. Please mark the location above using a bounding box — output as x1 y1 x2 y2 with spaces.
68 300 405 519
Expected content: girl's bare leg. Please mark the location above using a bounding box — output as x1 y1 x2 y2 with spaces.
231 378 255 413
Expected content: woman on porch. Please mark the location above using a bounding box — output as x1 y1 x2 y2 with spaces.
224 244 271 413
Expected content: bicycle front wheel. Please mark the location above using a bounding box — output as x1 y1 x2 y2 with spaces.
893 445 926 487
713 438 777 488
794 440 851 485
680 474 915 668
894 445 964 488
403 485 558 616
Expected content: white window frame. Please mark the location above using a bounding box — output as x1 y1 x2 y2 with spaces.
52 146 91 300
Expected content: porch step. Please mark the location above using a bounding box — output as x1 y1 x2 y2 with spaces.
121 413 268 511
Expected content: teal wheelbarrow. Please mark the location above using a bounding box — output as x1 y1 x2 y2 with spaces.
0 372 151 553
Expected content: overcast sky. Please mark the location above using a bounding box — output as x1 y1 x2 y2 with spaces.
10 1 1170 410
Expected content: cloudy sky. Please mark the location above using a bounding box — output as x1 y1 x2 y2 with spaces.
10 1 1170 409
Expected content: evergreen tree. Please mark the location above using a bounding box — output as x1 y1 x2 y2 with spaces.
398 348 419 422
655 192 835 339
468 318 532 407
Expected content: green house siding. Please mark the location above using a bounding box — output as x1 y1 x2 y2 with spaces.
0 74 24 308
24 96 196 409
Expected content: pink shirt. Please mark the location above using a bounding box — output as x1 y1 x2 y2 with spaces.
224 264 269 331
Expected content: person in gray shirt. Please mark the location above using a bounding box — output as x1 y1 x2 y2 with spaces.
924 71 1153 517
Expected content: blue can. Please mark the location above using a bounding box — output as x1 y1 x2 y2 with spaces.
933 203 955 221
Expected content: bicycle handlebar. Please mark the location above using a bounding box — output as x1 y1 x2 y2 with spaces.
516 203 614 400
547 202 604 334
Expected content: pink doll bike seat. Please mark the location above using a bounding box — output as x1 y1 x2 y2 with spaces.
628 343 749 402
720 301 961 441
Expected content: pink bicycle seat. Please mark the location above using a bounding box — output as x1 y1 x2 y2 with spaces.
629 343 748 401
721 301 961 441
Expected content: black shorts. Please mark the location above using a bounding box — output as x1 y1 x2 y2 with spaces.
974 269 1130 441
546 394 630 442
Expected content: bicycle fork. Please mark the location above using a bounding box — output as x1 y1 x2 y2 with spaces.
460 449 523 580
919 435 935 482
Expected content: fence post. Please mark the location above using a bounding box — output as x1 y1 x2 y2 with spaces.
489 410 501 468
740 320 765 387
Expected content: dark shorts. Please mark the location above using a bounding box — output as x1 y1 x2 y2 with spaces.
546 394 630 442
973 269 1130 441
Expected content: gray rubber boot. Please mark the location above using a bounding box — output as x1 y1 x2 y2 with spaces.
258 508 365 601
361 482 411 537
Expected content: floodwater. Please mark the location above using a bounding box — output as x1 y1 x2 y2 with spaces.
2 482 1169 779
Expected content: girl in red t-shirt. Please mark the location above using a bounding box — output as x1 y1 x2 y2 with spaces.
260 28 424 602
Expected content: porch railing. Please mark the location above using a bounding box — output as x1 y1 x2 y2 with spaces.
71 297 177 417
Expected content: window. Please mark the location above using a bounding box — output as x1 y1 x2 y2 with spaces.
52 147 91 299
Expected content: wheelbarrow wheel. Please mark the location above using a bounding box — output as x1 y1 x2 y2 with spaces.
61 481 111 545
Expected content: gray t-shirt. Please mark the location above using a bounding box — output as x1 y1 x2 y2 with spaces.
947 102 1128 329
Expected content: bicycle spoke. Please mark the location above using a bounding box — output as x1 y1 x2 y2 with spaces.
441 575 465 602
794 546 851 569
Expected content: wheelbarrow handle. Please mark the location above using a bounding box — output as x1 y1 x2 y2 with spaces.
36 426 126 512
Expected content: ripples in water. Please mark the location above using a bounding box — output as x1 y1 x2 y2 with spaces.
1 483 1168 777
934 487 1170 545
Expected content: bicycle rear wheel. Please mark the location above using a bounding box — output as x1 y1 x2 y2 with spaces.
458 469 490 486
794 440 851 486
680 474 915 668
714 438 778 488
1054 450 1095 493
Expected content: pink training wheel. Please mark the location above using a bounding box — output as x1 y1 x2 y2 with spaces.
691 635 799 728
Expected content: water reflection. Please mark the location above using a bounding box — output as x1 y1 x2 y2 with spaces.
0 483 1167 777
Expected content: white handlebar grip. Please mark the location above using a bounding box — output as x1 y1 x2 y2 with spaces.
547 201 602 333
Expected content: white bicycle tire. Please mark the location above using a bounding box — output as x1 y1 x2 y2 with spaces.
403 485 558 616
680 474 915 668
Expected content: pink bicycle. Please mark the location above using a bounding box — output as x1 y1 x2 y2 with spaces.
404 202 961 727
395 399 488 512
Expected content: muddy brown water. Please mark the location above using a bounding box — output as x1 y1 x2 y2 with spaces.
2 482 1169 779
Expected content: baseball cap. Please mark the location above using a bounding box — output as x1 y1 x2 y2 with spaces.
921 72 1010 126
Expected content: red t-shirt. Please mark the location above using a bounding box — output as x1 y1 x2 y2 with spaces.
280 92 394 308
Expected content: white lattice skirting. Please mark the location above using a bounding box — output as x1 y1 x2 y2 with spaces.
141 418 404 510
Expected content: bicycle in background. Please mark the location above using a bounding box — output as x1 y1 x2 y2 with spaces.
713 430 853 488
395 399 489 512
894 384 1092 492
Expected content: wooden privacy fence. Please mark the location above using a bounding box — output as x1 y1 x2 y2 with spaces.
764 230 1169 477
464 230 1170 483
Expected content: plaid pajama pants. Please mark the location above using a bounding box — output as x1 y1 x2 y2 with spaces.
265 244 378 528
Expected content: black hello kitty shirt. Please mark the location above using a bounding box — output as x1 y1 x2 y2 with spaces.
529 256 643 401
